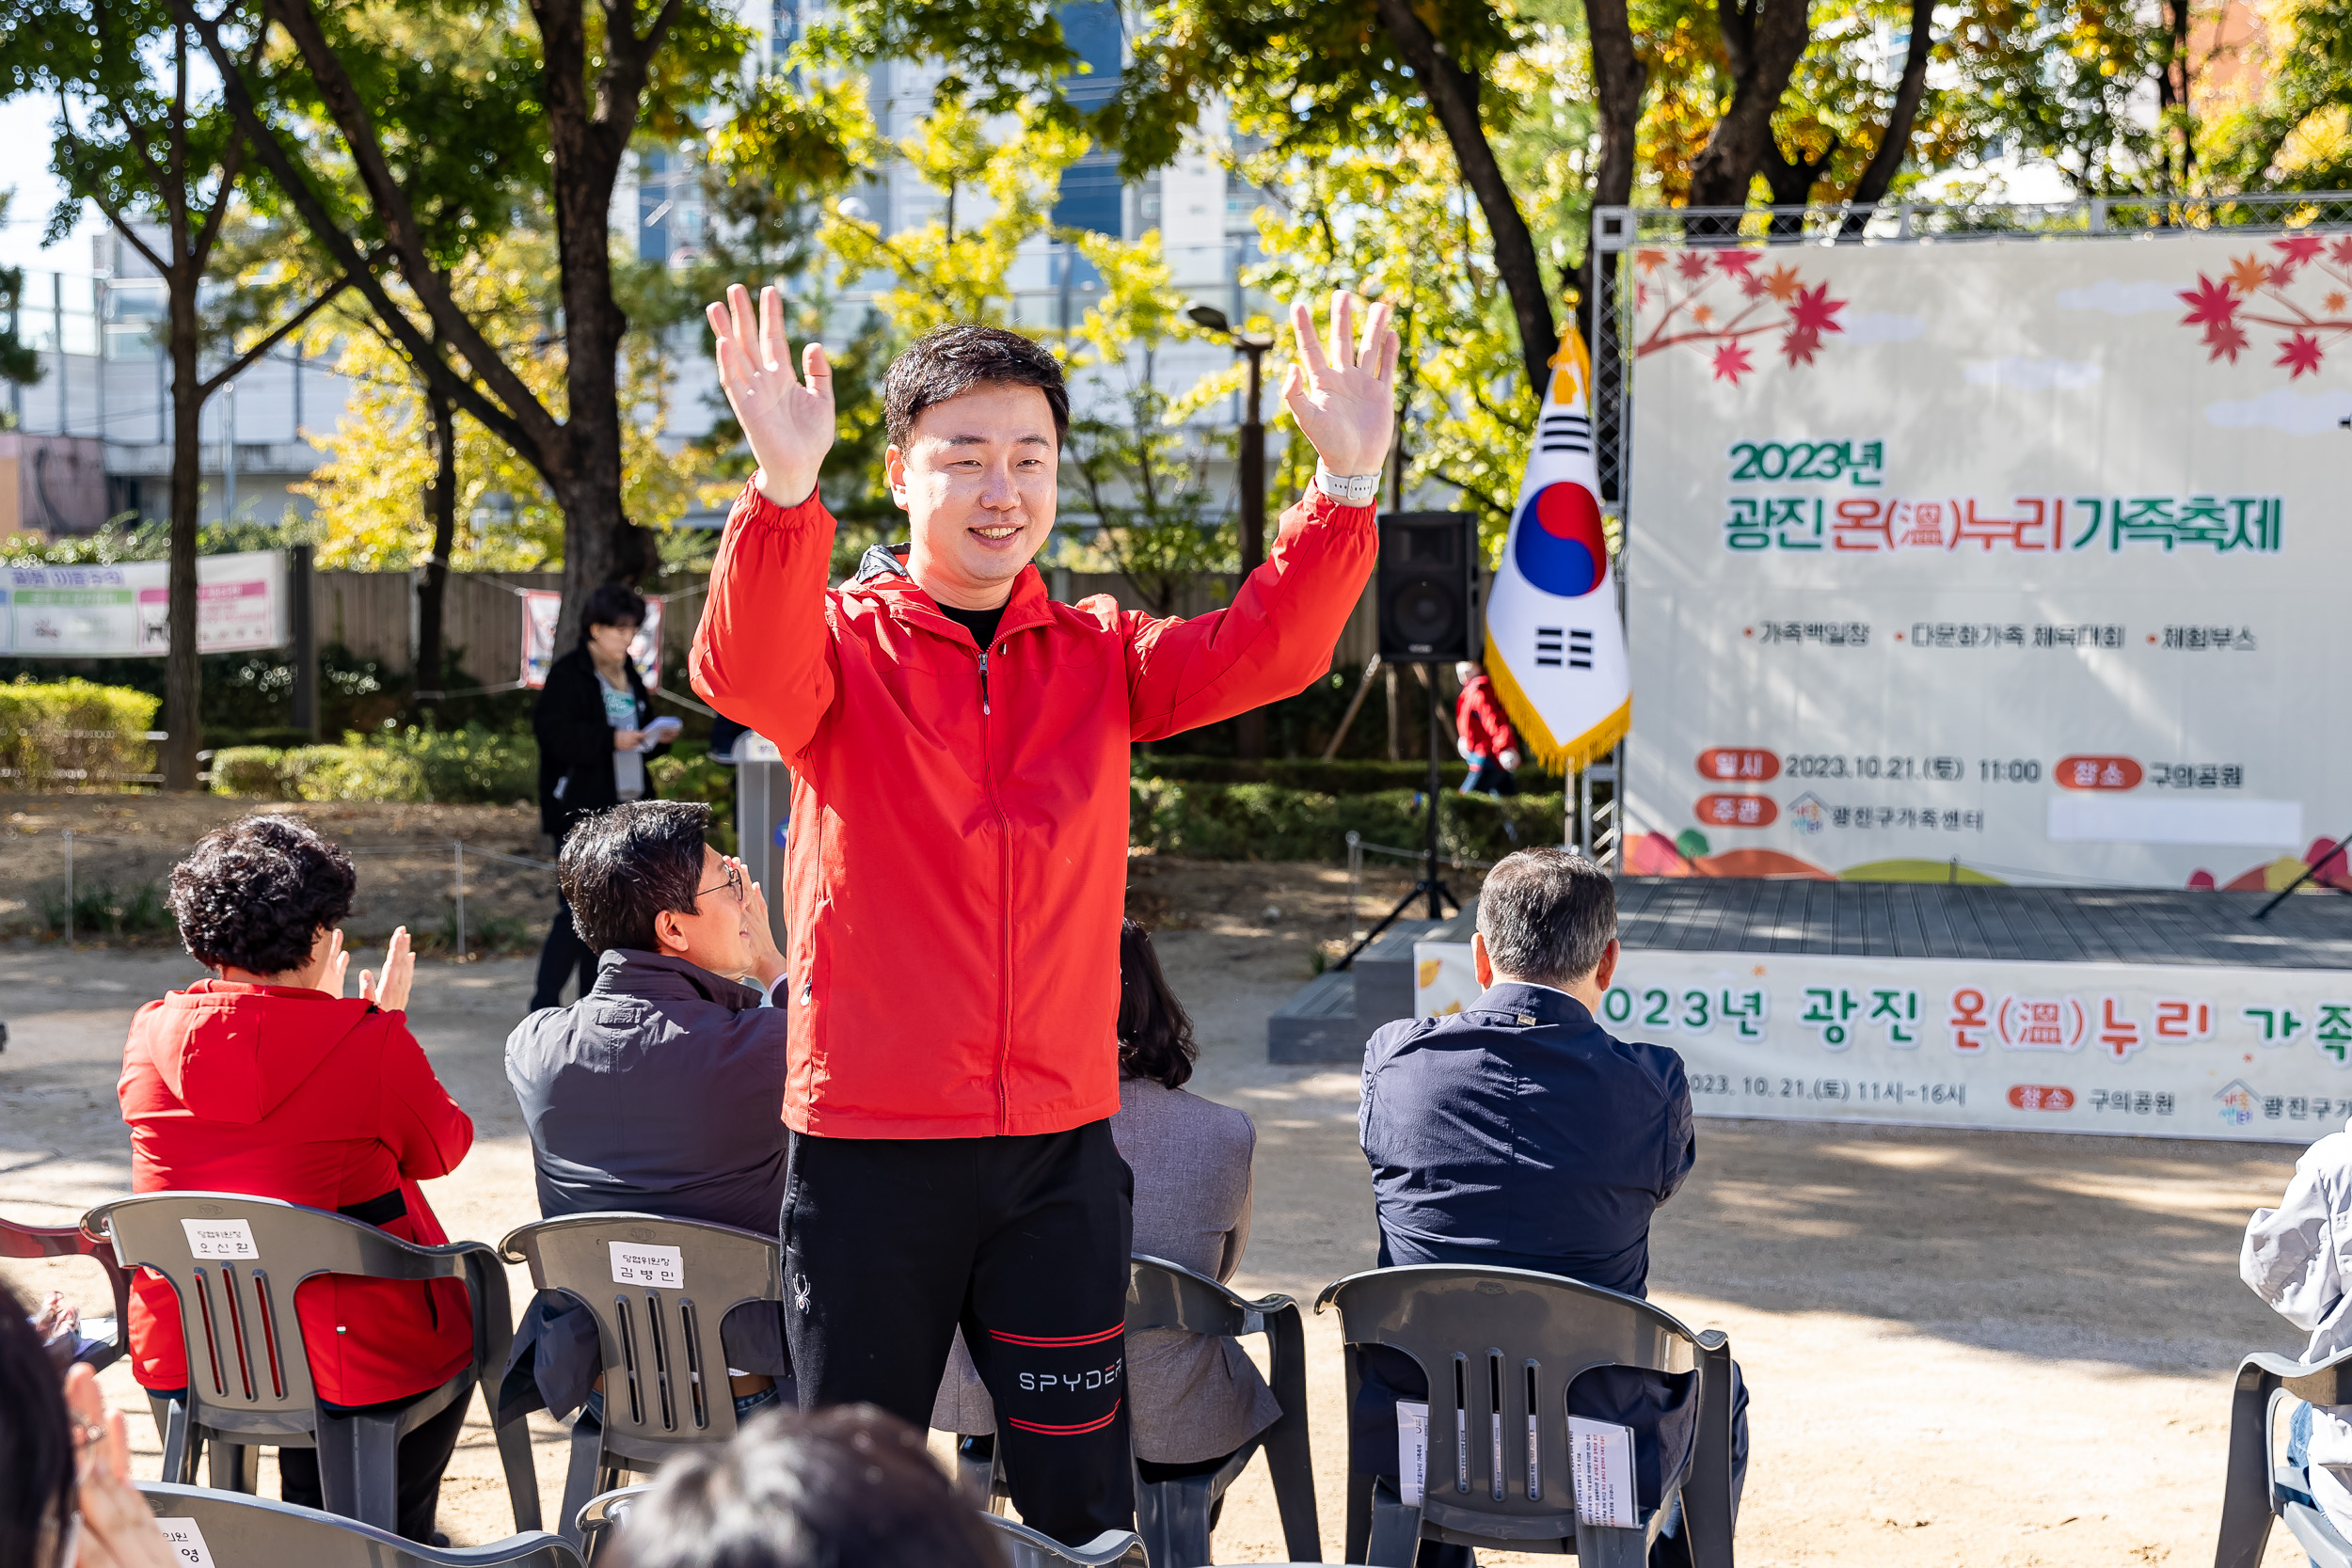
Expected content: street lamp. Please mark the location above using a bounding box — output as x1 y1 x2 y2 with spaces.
1189 302 1279 758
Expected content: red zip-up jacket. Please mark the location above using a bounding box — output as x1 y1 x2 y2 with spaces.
691 480 1377 1137
1455 672 1516 759
118 981 476 1405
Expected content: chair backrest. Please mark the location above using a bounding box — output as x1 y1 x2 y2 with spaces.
0 1211 135 1369
137 1481 584 1567
1127 1252 1275 1338
980 1515 1150 1568
500 1212 782 1462
87 1193 482 1435
1317 1263 1705 1543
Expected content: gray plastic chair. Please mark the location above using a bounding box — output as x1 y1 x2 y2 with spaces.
575 1482 655 1563
2215 1343 2352 1568
86 1192 539 1535
1316 1263 1736 1568
498 1212 785 1549
136 1481 582 1567
960 1254 1322 1566
0 1209 135 1370
983 1514 1150 1567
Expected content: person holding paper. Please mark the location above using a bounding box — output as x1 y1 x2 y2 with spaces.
690 294 1392 1546
532 582 675 1009
1356 847 1750 1566
119 816 472 1545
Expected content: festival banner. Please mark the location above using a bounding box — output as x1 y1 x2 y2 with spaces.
1483 328 1632 771
1415 941 2345 1143
1624 230 2352 889
0 551 287 657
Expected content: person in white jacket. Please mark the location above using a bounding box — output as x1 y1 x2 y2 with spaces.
2243 1124 2352 1539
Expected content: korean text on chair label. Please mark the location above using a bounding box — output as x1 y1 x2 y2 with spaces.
179 1218 257 1260
1395 1400 1430 1508
610 1241 685 1290
1567 1417 1637 1528
151 1517 216 1567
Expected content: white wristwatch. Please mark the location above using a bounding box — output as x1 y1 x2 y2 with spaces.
1315 464 1383 505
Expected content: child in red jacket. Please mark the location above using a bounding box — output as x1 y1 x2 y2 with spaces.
119 815 472 1544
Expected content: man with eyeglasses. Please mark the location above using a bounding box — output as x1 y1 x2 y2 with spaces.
498 799 796 1433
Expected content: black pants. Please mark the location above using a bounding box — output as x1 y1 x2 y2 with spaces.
531 889 596 1010
781 1122 1135 1546
156 1383 469 1544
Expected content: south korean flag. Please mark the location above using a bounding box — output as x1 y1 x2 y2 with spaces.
1482 326 1632 772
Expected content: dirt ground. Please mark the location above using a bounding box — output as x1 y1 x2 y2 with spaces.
0 806 2324 1566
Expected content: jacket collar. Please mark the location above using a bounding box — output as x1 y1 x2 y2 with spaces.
591 949 763 1012
1474 981 1601 1031
850 541 1053 647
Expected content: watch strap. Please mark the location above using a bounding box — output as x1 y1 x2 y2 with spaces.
1314 464 1383 505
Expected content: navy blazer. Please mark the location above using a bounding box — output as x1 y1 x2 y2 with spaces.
1352 981 1708 1507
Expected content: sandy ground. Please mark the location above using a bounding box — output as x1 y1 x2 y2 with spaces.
0 849 2324 1565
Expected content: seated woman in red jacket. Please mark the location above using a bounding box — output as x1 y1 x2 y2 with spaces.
119 815 474 1544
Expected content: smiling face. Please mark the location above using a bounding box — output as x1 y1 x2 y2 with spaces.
885 381 1059 612
656 847 757 978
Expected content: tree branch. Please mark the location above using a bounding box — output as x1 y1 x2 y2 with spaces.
1840 0 1934 237
199 275 348 395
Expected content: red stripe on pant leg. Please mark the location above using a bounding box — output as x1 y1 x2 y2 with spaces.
987 1322 1124 1348
1005 1399 1121 1436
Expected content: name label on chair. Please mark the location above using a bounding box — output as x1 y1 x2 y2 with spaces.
1396 1400 1430 1507
179 1218 258 1260
1568 1417 1637 1528
611 1241 685 1290
151 1517 216 1567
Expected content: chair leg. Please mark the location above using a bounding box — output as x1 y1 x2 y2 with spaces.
2217 1362 2282 1568
315 1409 402 1532
1136 1474 1217 1568
156 1400 197 1486
208 1440 259 1494
1344 1469 1375 1564
1683 1333 1737 1568
1364 1479 1422 1568
493 1412 544 1534
559 1411 608 1549
1572 1517 1650 1568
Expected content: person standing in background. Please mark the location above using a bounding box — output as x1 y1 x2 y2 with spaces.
1454 659 1521 796
531 583 674 1010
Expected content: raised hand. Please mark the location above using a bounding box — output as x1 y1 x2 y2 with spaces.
358 927 415 1016
707 283 834 509
323 928 349 997
1281 290 1402 479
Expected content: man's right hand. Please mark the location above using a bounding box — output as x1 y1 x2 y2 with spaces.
707 283 834 509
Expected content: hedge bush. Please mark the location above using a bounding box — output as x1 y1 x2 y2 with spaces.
212 724 533 804
0 677 160 789
1128 778 1563 863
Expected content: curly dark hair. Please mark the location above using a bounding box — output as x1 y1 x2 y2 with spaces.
882 323 1069 451
1117 917 1197 1089
167 815 356 975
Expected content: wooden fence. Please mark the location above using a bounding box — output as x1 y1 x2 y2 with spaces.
313 566 1384 691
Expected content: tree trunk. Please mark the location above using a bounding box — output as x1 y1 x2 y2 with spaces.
1686 0 1817 214
1761 134 1838 234
2156 0 2196 186
1369 0 1557 394
1839 0 1935 237
417 378 457 703
162 281 205 790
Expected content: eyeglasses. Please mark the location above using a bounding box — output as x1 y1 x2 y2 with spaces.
696 861 745 904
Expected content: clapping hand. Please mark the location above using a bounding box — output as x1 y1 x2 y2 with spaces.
323 929 351 997
358 927 414 1015
66 1363 180 1568
1282 290 1402 478
707 284 834 510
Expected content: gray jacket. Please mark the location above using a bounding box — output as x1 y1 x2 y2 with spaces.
2245 1120 2352 1535
499 950 790 1422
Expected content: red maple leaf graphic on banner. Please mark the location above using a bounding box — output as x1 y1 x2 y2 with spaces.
1629 251 1851 381
2173 232 2352 376
2278 331 2325 377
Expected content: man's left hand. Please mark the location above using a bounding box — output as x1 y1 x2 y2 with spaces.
1282 290 1402 478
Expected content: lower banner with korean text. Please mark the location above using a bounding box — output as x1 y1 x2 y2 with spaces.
1414 942 2344 1142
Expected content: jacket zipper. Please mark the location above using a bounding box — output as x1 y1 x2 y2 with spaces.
977 642 1013 1132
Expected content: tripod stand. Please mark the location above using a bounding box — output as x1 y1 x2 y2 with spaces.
1338 670 1457 969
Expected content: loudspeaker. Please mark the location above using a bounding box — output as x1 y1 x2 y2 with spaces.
1376 512 1477 663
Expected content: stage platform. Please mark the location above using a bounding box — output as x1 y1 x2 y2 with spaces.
1268 879 2352 1064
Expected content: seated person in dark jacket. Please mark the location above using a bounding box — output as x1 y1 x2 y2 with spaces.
1356 847 1749 1566
501 799 792 1429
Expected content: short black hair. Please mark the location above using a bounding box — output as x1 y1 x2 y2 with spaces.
0 1282 74 1568
1117 917 1196 1089
167 814 356 975
558 800 712 955
582 582 647 644
1477 847 1617 988
612 1403 1004 1568
882 324 1069 451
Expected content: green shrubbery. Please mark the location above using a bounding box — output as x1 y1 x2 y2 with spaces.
0 678 161 789
211 724 534 804
1128 778 1562 863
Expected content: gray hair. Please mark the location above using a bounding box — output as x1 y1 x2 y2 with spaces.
1477 847 1617 987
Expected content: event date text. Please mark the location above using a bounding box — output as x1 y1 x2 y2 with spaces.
1690 1075 1968 1106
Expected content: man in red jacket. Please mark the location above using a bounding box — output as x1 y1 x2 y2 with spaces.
691 286 1396 1543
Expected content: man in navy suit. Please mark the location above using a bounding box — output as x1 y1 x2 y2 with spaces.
1355 847 1748 1566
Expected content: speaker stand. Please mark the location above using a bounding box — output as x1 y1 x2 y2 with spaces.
1338 673 1458 969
